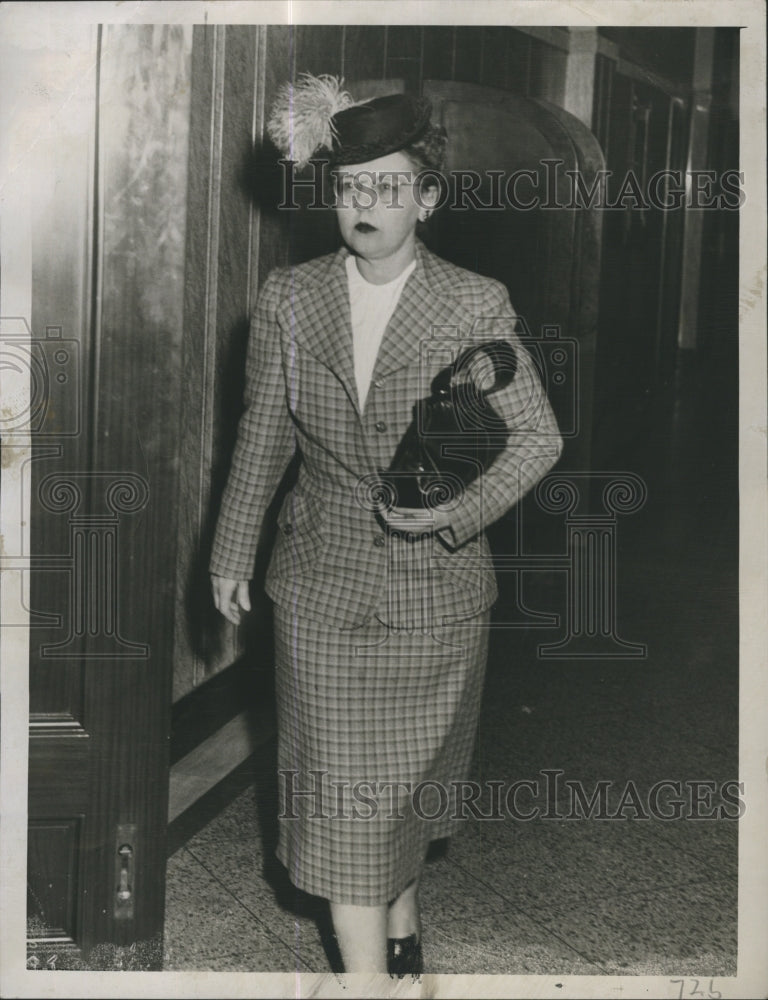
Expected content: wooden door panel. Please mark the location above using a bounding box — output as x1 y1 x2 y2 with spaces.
25 23 191 966
28 649 85 719
26 18 94 723
28 727 90 815
80 27 192 948
25 24 97 952
27 820 83 942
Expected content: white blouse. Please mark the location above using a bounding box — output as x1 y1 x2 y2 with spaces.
346 254 416 411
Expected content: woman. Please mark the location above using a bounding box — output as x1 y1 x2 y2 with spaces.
210 76 562 975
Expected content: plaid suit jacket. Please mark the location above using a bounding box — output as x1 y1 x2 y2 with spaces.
209 239 562 628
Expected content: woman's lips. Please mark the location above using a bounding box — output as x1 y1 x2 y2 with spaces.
354 222 377 233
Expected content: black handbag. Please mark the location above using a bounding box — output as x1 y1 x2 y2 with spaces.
378 340 518 509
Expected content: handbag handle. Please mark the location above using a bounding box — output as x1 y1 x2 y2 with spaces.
431 340 518 398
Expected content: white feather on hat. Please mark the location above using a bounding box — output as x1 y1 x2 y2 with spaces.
266 73 355 168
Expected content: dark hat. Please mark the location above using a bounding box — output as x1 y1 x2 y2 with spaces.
330 94 433 165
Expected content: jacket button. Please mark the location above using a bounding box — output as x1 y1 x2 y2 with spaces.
375 421 387 432
283 523 293 536
373 377 385 389
373 534 385 547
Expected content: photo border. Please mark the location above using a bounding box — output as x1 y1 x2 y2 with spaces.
1 2 765 998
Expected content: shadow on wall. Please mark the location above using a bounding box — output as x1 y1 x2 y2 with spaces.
180 135 339 669
241 138 341 264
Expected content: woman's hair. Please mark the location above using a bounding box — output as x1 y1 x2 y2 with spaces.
401 123 448 175
401 123 448 205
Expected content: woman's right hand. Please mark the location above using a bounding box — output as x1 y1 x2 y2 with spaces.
211 575 251 625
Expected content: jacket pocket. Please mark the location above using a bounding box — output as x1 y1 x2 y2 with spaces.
274 488 328 575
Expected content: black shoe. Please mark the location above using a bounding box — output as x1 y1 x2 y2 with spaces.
387 934 423 978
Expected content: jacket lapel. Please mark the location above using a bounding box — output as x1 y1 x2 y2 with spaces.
286 248 361 414
371 241 476 380
283 241 476 415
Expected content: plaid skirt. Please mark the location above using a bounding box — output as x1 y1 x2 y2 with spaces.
273 603 491 905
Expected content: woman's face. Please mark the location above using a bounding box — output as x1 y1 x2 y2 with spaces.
333 150 436 265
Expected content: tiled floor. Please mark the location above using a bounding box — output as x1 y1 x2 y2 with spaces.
164 351 738 975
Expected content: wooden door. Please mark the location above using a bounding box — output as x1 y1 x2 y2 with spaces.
18 23 193 968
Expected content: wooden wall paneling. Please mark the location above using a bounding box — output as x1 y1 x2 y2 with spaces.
387 24 421 60
453 26 483 84
563 29 599 129
518 26 572 53
385 25 422 93
599 28 695 86
214 22 271 670
262 25 293 115
174 25 219 698
622 78 670 394
636 77 685 389
677 28 716 351
592 52 615 157
528 37 568 106
538 99 606 475
653 94 689 381
350 78 406 101
168 24 283 815
260 24 341 265
696 29 738 360
480 27 508 90
258 25 293 281
677 98 712 351
294 24 343 78
658 97 689 372
592 51 693 466
592 70 634 466
343 25 387 83
174 25 234 701
80 22 193 950
421 26 454 82
244 20 303 588
173 25 265 699
213 22 263 644
245 25 270 313
384 56 421 94
506 29 532 96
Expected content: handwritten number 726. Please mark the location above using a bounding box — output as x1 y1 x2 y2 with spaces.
670 979 722 1000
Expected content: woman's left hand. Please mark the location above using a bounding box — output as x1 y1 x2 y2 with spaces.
379 504 453 536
